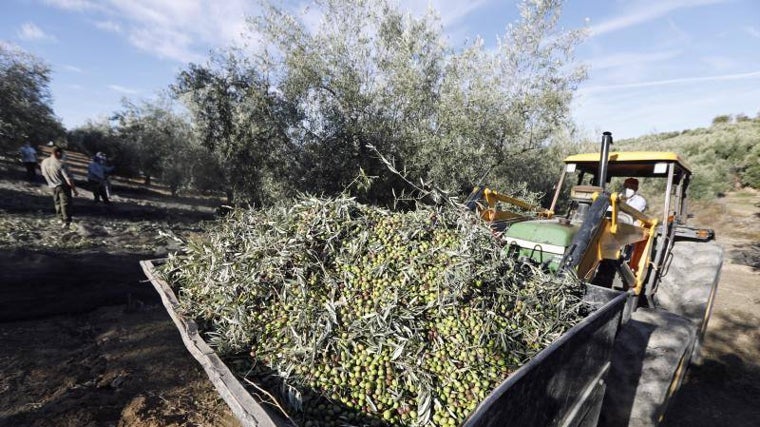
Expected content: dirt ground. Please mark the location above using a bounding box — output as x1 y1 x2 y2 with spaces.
662 190 760 427
0 148 239 427
1 148 758 427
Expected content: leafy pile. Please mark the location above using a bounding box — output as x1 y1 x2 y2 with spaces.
161 196 589 426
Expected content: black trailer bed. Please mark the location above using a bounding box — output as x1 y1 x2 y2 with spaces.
464 285 627 427
141 259 627 427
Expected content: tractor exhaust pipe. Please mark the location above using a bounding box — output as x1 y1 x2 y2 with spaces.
598 131 613 191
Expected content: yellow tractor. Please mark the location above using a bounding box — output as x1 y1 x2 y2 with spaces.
467 132 723 426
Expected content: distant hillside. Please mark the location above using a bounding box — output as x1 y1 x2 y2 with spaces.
611 117 760 199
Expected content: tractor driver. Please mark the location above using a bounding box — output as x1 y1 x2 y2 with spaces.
623 178 646 213
616 178 646 225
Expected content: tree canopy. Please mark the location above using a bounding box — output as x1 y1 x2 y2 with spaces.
0 44 64 149
175 0 586 206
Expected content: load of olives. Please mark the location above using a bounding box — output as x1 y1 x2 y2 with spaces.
162 196 588 426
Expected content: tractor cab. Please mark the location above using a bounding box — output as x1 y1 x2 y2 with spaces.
552 150 693 229
498 132 713 305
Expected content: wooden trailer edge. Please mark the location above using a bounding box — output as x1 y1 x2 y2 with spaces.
139 259 285 427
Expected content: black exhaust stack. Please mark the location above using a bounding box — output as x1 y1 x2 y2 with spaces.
598 131 613 190
560 131 615 273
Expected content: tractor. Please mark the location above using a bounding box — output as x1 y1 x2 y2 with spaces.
467 131 724 426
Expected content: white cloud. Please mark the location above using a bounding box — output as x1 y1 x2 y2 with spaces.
17 22 57 42
586 50 681 71
95 20 122 33
108 84 139 94
42 0 253 62
44 0 100 11
589 0 728 37
574 83 760 139
40 0 496 63
127 26 205 64
663 18 691 46
700 56 738 72
105 0 254 62
744 26 760 39
580 70 760 94
428 0 490 28
62 64 83 72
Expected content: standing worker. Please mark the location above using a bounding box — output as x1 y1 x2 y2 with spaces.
19 141 38 181
41 146 79 228
87 152 114 204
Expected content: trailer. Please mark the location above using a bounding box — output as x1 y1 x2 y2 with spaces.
140 259 628 427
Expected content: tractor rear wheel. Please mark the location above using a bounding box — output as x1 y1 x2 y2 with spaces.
654 240 723 364
599 240 723 426
599 309 696 427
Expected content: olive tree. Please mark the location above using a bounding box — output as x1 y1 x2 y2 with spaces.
112 98 187 187
429 0 587 193
0 44 64 149
176 0 586 205
67 119 141 177
70 99 224 196
174 53 299 204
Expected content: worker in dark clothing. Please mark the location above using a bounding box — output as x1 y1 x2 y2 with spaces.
87 152 114 204
19 141 38 181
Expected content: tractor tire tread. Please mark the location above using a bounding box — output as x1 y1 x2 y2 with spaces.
599 309 696 427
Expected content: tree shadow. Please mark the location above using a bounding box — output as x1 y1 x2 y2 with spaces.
0 248 159 322
0 186 215 223
107 181 223 208
662 310 760 427
0 152 222 222
0 305 235 427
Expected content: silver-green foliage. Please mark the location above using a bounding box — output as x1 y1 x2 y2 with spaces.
112 97 224 193
0 44 64 149
68 98 225 195
161 196 588 425
176 0 586 205
67 119 141 176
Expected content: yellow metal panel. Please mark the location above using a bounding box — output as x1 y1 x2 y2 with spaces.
564 151 692 174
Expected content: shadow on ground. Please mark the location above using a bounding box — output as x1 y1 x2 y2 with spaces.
663 310 760 427
0 248 159 322
0 186 215 223
0 305 239 427
731 243 760 271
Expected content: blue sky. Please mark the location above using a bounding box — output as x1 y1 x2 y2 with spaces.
1 0 759 140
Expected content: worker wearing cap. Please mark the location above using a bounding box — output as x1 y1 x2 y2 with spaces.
87 152 114 204
623 178 646 212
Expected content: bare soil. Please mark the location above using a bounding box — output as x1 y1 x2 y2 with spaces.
1 148 758 426
0 148 239 427
662 189 760 427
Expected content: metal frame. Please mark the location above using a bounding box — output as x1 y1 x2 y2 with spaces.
551 155 697 301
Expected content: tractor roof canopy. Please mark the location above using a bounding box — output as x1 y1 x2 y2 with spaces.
563 151 691 180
